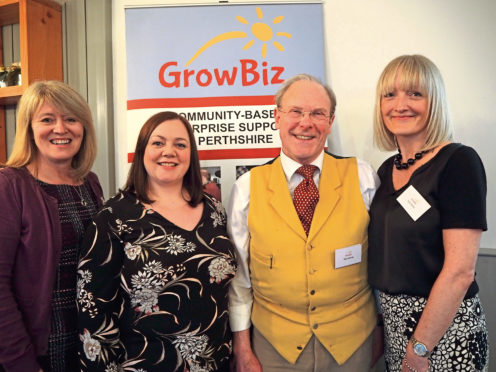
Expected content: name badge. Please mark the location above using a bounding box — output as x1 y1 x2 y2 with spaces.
396 185 431 221
335 244 362 269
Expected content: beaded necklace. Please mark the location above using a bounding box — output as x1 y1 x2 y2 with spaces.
394 149 430 170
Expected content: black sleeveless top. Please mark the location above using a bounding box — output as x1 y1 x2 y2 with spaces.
368 143 487 298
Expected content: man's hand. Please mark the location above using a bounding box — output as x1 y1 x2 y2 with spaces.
231 330 263 372
231 349 262 372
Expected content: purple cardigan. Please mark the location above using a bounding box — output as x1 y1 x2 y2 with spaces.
0 167 104 372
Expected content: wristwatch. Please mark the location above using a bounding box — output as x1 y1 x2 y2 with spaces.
410 336 431 357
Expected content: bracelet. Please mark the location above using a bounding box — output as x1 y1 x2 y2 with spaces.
404 358 418 372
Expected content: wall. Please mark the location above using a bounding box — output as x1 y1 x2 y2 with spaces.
476 251 496 370
111 0 495 248
323 0 496 249
63 0 115 196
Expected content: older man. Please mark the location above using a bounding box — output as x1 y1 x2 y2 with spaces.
227 74 380 371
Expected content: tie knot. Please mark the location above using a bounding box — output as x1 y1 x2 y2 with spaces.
296 165 318 180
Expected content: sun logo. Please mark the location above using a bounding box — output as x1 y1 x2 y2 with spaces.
185 7 291 67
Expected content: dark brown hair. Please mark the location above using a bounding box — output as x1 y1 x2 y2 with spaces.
123 111 203 206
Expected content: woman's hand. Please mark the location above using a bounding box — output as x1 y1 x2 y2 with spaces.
402 358 428 372
403 228 482 371
401 343 428 372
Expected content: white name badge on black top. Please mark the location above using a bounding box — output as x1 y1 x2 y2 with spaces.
396 185 431 221
335 244 362 269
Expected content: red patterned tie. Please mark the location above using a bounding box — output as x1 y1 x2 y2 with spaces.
293 165 319 235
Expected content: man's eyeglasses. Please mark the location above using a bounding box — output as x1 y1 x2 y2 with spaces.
278 108 331 124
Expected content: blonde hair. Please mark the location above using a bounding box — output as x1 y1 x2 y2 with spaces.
373 55 453 151
5 80 97 180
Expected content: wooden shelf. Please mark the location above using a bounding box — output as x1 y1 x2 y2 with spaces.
0 2 19 26
0 0 62 105
0 0 62 158
0 85 23 104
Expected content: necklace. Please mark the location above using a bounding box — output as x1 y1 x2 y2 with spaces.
394 149 429 170
74 184 89 207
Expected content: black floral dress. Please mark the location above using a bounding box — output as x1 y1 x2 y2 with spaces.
77 191 237 372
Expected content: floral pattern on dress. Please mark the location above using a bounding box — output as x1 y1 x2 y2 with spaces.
208 257 236 284
77 192 236 372
81 329 102 361
210 198 227 228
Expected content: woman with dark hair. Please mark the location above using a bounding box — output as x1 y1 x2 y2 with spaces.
77 111 236 372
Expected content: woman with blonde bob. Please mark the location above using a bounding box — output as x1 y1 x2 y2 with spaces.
0 80 104 372
368 55 489 371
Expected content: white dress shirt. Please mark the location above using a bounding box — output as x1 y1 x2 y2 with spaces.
227 150 380 332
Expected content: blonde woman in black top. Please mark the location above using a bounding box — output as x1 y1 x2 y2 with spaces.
368 55 488 372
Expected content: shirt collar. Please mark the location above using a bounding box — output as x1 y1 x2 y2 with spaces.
280 150 324 183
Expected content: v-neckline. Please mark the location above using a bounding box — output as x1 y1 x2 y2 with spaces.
390 143 454 193
142 200 206 232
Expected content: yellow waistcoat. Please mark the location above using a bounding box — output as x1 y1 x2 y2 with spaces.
248 154 376 365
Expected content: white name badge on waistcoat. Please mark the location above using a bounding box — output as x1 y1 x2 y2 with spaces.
335 244 362 269
396 185 431 221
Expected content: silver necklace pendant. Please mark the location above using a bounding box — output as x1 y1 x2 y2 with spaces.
75 184 88 207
